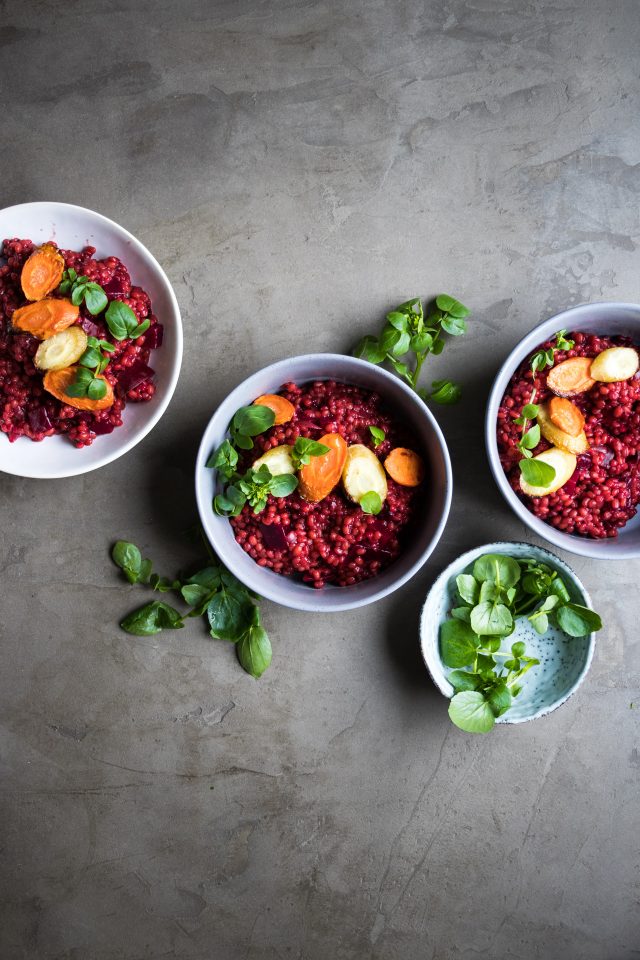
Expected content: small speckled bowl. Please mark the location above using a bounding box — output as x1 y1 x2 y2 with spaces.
420 542 596 724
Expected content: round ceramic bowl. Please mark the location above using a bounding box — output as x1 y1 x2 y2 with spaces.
486 302 640 559
0 201 183 478
420 542 596 724
195 354 452 612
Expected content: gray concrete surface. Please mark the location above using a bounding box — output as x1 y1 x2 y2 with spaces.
1 1 639 957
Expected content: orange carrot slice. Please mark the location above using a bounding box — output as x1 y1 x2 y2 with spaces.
12 298 80 339
43 367 114 411
298 433 348 502
548 396 585 437
253 394 295 425
21 244 65 300
383 448 425 487
546 357 595 396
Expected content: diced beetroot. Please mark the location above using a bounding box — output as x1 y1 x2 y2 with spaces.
92 419 116 435
28 406 53 433
260 522 289 551
117 360 155 392
144 323 164 349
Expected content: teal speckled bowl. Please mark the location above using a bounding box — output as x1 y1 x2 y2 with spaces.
420 542 596 724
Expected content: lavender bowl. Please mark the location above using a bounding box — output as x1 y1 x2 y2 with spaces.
195 354 452 612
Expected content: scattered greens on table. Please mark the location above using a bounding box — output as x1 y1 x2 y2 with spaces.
516 329 574 488
111 537 272 678
440 553 602 733
353 294 469 404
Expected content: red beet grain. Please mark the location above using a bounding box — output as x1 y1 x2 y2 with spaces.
497 331 640 539
0 237 163 447
229 380 425 588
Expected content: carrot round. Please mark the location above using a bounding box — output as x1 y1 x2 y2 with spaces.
298 433 348 502
383 447 425 487
21 244 65 301
253 393 295 425
43 367 114 411
546 357 595 397
11 299 80 339
548 396 585 437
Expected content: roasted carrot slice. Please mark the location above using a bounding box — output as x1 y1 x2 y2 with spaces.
21 244 65 300
548 396 585 437
43 367 114 411
546 357 595 396
12 298 80 339
298 433 348 502
383 447 425 487
253 394 295 425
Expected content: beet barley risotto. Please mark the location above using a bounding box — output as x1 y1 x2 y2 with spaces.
0 237 163 447
209 380 427 588
498 330 640 539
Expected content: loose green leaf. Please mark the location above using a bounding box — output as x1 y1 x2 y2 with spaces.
448 691 495 733
120 601 184 636
448 670 481 692
105 300 139 340
487 682 512 718
470 602 513 636
360 491 382 515
556 603 602 637
451 606 472 623
232 405 275 438
237 618 272 678
83 284 108 316
368 425 386 448
269 473 299 497
456 573 479 605
291 437 330 469
207 588 255 642
440 619 480 668
112 540 142 583
472 554 521 589
519 458 556 487
435 294 470 318
430 379 462 405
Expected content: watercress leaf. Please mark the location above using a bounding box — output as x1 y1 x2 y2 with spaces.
64 381 89 398
430 379 462 405
380 325 401 354
519 458 557 486
112 540 142 579
353 335 386 364
186 567 221 591
360 491 382 515
522 572 545 595
522 403 539 419
87 378 107 400
390 330 411 356
487 682 512 718
556 603 602 637
520 424 540 449
99 340 116 353
470 602 513 637
292 437 330 467
479 580 501 603
150 575 180 593
68 268 77 282
511 641 526 658
396 298 422 316
79 346 102 369
506 586 517 604
237 622 272 678
456 573 479 605
440 619 480 668
138 558 153 584
431 338 445 355
441 315 467 336
472 554 521 589
510 683 523 697
410 330 432 353
531 612 548 634
475 653 497 677
482 637 502 653
120 600 184 636
129 319 151 338
549 576 571 602
233 432 254 450
386 311 409 331
71 284 86 306
388 358 410 377
83 285 108 315
451 606 472 623
436 294 470 318
233 405 276 438
181 583 211 607
207 439 239 477
448 670 481 692
269 473 298 498
207 587 255 642
105 300 138 340
214 486 247 517
448 691 495 733
368 425 385 448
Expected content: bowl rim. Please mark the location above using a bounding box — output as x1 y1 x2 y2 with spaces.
0 200 183 479
419 540 597 724
195 352 453 611
485 301 640 559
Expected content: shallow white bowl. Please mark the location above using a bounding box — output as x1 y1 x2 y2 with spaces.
420 542 596 724
195 354 452 612
485 302 640 559
0 201 182 478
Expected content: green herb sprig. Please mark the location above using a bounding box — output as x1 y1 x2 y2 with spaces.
214 464 298 517
64 335 116 401
111 538 273 678
290 437 329 470
368 425 385 448
441 553 602 732
353 295 470 404
59 268 108 316
516 330 575 488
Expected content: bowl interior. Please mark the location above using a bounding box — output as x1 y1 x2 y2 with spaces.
0 202 182 478
486 302 640 559
420 542 595 723
195 354 452 612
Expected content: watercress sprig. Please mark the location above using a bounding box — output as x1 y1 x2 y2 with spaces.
441 553 602 732
111 537 273 678
59 268 108 316
214 464 298 517
105 300 150 341
65 335 116 400
290 437 330 470
516 330 575 487
368 426 385 448
353 295 470 404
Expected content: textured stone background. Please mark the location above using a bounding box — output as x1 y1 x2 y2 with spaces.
1 1 639 958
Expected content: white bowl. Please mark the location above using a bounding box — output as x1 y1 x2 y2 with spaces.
0 201 182 478
486 302 640 559
420 542 596 724
195 354 452 612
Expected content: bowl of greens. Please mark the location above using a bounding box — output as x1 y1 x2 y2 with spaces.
420 542 601 732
